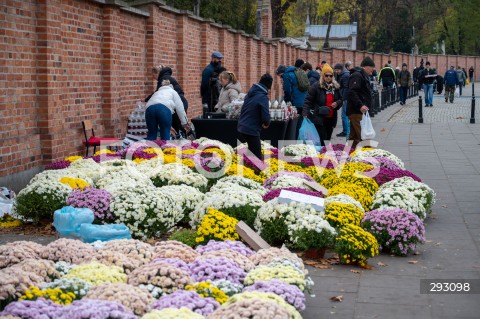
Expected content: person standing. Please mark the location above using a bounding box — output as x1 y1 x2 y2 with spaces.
302 64 343 146
378 64 396 89
334 61 352 137
456 66 466 95
237 74 272 160
397 63 412 105
469 66 474 83
145 80 190 141
419 61 436 107
347 57 375 149
444 66 459 103
214 71 242 112
200 51 223 111
301 62 320 85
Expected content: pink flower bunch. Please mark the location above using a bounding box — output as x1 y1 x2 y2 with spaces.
195 240 255 257
372 168 422 186
188 258 246 285
243 279 305 311
152 290 219 316
45 160 71 170
262 187 323 202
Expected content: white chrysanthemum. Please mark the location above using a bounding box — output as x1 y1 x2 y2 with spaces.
350 149 405 169
159 185 205 223
324 194 365 212
280 144 317 158
210 175 266 196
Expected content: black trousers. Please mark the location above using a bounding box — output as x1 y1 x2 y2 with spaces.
314 117 335 146
239 133 263 160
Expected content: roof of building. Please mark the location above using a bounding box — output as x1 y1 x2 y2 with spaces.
305 22 357 39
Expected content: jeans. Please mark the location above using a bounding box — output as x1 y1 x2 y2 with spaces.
458 82 464 95
341 101 350 135
399 86 408 104
145 103 172 140
469 76 473 83
423 84 433 105
239 133 262 160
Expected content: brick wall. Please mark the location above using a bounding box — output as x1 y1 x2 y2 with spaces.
1 0 479 178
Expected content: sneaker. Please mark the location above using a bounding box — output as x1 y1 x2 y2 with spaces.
336 132 347 137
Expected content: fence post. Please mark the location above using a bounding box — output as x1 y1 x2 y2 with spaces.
418 95 423 123
471 83 476 124
374 91 380 114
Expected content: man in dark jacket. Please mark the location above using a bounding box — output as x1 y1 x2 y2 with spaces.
347 57 374 149
397 63 412 105
444 66 459 103
301 62 320 86
418 61 436 107
378 64 396 89
238 74 272 160
200 51 223 111
334 62 352 137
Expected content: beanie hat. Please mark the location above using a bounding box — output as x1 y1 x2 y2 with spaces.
360 56 375 67
334 63 344 70
276 64 287 75
402 63 407 67
321 63 334 76
259 73 273 90
295 59 305 68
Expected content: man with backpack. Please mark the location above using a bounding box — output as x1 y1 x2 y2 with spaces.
276 59 308 138
397 63 412 105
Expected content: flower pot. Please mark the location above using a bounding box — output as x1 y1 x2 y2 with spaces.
304 248 326 259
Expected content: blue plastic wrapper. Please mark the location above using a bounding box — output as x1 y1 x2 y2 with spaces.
53 206 94 237
78 223 131 243
298 118 321 146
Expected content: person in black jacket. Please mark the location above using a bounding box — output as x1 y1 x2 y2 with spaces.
378 64 396 88
238 74 272 160
347 57 375 149
145 65 189 137
302 63 343 146
334 62 352 137
418 61 437 107
200 51 224 111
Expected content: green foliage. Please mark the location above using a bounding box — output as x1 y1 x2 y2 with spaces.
169 228 198 248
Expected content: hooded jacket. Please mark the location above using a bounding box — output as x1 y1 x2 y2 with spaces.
238 83 271 137
214 81 243 112
347 67 372 116
282 66 307 108
307 70 320 86
444 69 459 86
145 67 189 110
338 69 350 101
146 86 188 125
456 69 466 83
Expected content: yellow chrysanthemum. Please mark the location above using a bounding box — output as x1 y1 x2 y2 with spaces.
195 208 239 244
58 177 90 190
94 149 115 156
64 155 83 163
186 281 228 304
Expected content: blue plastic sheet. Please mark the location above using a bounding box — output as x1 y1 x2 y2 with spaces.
78 223 132 243
53 206 94 237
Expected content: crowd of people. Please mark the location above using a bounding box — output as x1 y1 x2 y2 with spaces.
142 51 475 159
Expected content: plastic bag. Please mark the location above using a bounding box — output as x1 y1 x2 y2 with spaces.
455 86 460 97
298 118 321 146
53 206 94 238
78 223 131 243
0 187 15 218
360 113 376 140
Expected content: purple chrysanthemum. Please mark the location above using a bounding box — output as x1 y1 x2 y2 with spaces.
66 187 112 222
188 257 246 284
1 298 62 319
262 187 323 202
151 258 190 273
373 168 422 186
195 240 255 257
243 279 306 311
152 290 219 316
46 160 71 170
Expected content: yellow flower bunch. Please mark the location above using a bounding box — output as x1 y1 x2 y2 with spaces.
186 281 228 304
63 262 127 286
225 163 265 184
144 147 163 156
349 146 374 158
181 158 196 169
64 155 83 163
203 147 228 161
341 174 378 197
20 286 76 305
196 208 239 244
162 147 179 155
341 162 375 175
0 215 22 228
324 202 365 228
58 177 90 190
261 158 288 177
163 154 179 164
94 149 115 156
327 182 373 211
133 158 146 164
335 224 379 266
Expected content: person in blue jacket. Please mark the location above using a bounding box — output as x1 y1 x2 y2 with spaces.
238 74 272 160
301 62 320 86
444 66 459 103
200 51 223 111
277 61 307 138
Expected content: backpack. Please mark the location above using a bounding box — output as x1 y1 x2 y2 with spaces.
294 68 310 92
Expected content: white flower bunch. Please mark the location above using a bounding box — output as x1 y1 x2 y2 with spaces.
67 158 104 183
189 189 264 228
351 149 405 168
287 214 337 245
136 157 164 175
210 176 266 196
280 144 317 158
371 186 425 219
211 279 243 297
150 163 208 191
249 247 304 269
43 277 91 298
96 166 152 191
269 175 312 190
139 283 164 299
158 185 205 223
235 141 275 152
28 169 94 187
55 261 74 276
324 194 365 212
109 184 182 239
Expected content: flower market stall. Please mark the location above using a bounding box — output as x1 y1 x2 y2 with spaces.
0 139 436 317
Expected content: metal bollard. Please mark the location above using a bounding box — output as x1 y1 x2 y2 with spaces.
418 95 423 123
374 91 380 114
471 83 476 124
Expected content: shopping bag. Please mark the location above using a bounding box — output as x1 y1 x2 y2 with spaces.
455 87 460 97
298 118 321 146
466 79 470 85
360 113 376 140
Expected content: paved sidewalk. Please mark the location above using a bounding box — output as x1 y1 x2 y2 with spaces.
304 84 480 319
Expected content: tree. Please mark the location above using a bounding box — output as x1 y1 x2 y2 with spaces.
271 0 298 37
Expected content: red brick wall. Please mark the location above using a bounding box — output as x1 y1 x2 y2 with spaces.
1 0 480 178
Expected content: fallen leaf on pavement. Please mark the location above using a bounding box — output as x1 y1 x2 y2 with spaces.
456 116 464 119
441 205 448 208
408 260 418 264
330 295 343 302
350 269 361 274
377 262 387 267
425 240 433 243
380 128 386 132
408 140 413 144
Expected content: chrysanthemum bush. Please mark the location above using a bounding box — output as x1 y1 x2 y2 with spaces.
195 240 255 257
153 240 199 263
151 289 219 316
350 149 405 169
0 241 44 268
127 263 193 295
158 185 205 224
63 262 127 286
42 238 95 264
335 224 379 266
324 202 365 228
209 175 266 196
57 299 137 319
58 177 90 190
185 281 229 304
196 249 255 272
210 279 243 297
362 208 426 255
207 298 292 319
188 258 246 285
142 308 205 319
262 187 323 202
287 213 337 251
109 184 182 239
243 279 306 311
101 239 154 266
1 298 62 319
13 181 71 223
244 265 308 292
92 250 142 274
327 182 373 211
66 187 112 223
19 286 76 305
280 144 317 158
10 259 59 283
43 277 91 299
150 163 208 192
195 208 239 244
